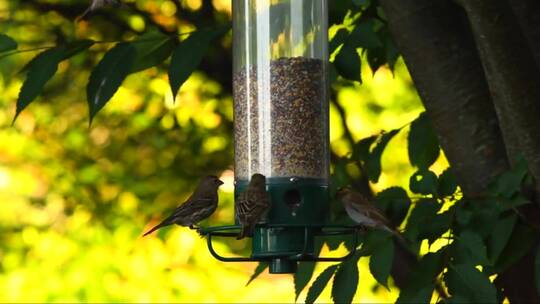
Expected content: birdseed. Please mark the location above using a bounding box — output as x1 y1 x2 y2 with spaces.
233 57 328 180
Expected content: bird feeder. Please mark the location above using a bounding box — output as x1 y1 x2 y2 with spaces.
200 0 357 273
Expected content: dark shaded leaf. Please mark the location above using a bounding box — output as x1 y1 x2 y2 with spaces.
488 213 516 263
404 199 442 242
305 265 338 304
495 195 532 212
294 240 324 300
329 29 349 54
492 222 536 273
87 43 136 124
333 44 361 82
489 156 528 198
14 47 65 121
131 31 175 73
63 39 94 59
454 230 489 266
369 237 394 288
0 33 17 53
366 47 386 74
353 134 378 161
169 28 229 100
438 169 458 197
397 250 444 303
365 129 399 182
246 262 268 286
376 187 411 227
445 264 497 303
332 256 360 304
408 112 440 169
409 170 438 195
383 35 400 72
348 20 382 49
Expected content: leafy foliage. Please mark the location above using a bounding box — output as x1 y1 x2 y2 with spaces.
0 33 17 53
408 112 440 170
332 255 360 304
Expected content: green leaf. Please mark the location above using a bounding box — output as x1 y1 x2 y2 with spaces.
454 230 490 266
535 246 540 295
130 31 175 73
353 135 378 161
365 130 399 182
492 222 536 273
0 33 18 53
409 170 438 195
489 156 528 198
376 187 411 227
369 238 394 288
87 43 136 124
333 44 361 82
408 112 440 169
295 262 317 301
404 199 442 242
305 265 338 304
63 39 94 60
169 28 228 101
397 251 444 303
445 264 497 303
14 47 65 122
488 213 516 263
329 28 349 55
332 257 360 304
348 20 382 49
438 169 458 197
246 262 268 286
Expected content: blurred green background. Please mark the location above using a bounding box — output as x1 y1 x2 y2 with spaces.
0 0 447 302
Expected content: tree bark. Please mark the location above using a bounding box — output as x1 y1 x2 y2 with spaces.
508 0 540 68
379 0 508 196
462 0 540 193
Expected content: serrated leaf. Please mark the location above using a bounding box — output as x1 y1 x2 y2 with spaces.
409 169 438 195
369 238 394 288
534 247 540 294
365 130 399 182
246 262 268 286
131 31 175 73
489 213 516 263
366 47 386 74
408 112 440 169
295 262 317 301
404 199 441 242
454 230 490 265
376 187 411 229
445 264 497 303
492 222 535 273
169 28 228 100
397 250 444 303
305 265 338 304
333 44 361 82
353 135 378 161
14 47 65 121
438 169 458 197
0 33 17 53
332 257 360 304
87 43 136 124
489 156 528 198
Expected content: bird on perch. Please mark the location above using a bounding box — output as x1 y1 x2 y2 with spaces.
236 173 271 240
77 0 121 21
143 175 224 236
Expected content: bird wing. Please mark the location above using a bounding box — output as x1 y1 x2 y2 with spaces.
363 204 391 226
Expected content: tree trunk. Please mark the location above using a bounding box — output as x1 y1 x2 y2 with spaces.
508 0 540 68
379 0 508 196
462 0 540 193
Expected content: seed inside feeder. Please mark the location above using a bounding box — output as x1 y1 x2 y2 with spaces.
234 57 328 180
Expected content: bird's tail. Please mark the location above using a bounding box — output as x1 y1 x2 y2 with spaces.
143 220 171 237
381 226 409 245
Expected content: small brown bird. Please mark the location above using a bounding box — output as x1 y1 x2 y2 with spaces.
143 175 224 237
77 0 120 20
336 187 400 236
236 174 271 240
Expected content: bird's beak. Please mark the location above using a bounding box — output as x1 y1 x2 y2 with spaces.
218 180 224 186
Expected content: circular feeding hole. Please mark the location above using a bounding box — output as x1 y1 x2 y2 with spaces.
284 189 302 208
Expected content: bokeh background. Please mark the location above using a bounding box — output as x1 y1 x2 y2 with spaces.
0 0 447 302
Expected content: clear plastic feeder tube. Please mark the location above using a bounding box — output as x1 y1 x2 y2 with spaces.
233 0 329 182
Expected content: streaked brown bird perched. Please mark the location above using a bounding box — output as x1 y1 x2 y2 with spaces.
143 175 224 237
336 187 400 237
236 173 271 240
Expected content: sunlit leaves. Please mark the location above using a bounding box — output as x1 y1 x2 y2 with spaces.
169 28 229 101
305 265 338 304
408 112 440 169
331 256 360 304
445 264 497 303
130 31 175 73
87 43 136 124
14 47 65 122
0 33 17 53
